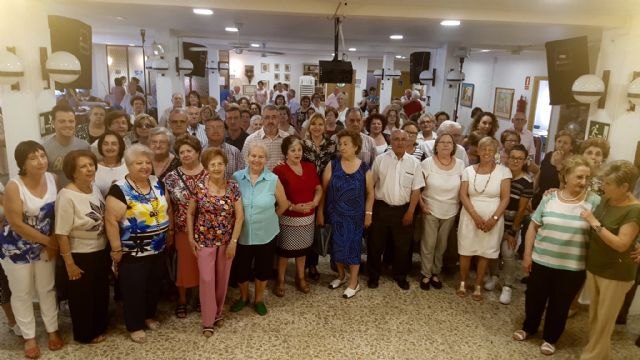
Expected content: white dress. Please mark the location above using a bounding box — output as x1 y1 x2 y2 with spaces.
457 164 512 258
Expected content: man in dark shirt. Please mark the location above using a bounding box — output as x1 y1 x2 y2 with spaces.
224 105 248 151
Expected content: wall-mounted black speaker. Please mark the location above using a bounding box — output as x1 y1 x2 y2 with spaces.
182 42 207 77
319 60 353 84
410 52 430 84
545 36 590 105
48 15 92 90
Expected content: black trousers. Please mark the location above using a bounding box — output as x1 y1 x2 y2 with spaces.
118 253 163 332
67 250 110 343
233 239 275 283
367 200 412 281
523 262 585 344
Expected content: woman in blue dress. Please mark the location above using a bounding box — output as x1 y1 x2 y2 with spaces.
317 130 374 299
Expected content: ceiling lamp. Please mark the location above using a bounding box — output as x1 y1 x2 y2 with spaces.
193 8 213 15
389 35 403 40
446 69 465 84
46 51 81 84
419 69 436 86
0 50 24 85
572 74 605 104
225 27 239 32
441 20 461 26
146 58 169 72
176 58 194 75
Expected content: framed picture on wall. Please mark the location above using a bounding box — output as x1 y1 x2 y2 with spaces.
284 64 291 73
274 63 281 72
284 73 291 82
261 63 269 73
274 73 280 81
243 85 257 97
588 120 610 139
460 83 474 108
493 87 515 119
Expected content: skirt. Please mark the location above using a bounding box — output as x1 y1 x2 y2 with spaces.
175 232 200 288
277 214 314 258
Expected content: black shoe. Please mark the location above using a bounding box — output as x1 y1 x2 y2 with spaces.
420 277 431 291
431 276 443 290
308 266 321 282
396 279 410 290
367 279 379 289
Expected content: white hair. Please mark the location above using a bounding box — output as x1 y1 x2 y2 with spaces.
124 143 154 166
411 90 420 100
437 120 462 136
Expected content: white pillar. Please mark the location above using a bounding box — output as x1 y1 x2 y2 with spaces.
207 48 221 102
379 53 395 111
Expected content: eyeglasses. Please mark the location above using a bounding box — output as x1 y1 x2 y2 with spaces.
137 123 154 129
504 139 519 143
509 156 526 161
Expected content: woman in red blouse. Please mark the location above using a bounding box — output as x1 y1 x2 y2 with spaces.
273 135 322 297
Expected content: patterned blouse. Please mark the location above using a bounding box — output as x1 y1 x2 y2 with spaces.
164 168 208 233
107 176 169 257
194 181 241 247
302 137 337 176
75 123 104 144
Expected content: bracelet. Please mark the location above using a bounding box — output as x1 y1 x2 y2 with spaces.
365 211 373 215
231 239 238 243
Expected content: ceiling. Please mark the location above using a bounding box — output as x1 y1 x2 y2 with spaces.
46 0 637 57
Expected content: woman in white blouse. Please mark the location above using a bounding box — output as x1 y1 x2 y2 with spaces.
418 133 465 290
95 131 128 196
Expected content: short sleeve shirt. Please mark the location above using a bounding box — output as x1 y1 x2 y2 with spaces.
194 181 241 247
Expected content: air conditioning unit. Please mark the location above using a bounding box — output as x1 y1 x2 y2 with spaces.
298 75 315 97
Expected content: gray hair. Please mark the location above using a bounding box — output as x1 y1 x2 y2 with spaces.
262 104 277 116
411 90 420 100
437 120 462 136
169 108 188 119
345 107 363 120
148 126 175 149
418 113 435 124
171 92 184 100
124 143 154 167
250 115 262 125
246 142 270 161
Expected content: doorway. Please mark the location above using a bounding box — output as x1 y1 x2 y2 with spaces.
528 76 552 160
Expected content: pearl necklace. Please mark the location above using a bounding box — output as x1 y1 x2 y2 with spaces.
558 190 585 202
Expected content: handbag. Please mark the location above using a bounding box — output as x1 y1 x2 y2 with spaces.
313 224 332 257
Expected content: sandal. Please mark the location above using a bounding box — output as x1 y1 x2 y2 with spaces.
214 317 225 328
24 340 40 359
175 304 188 319
129 330 146 343
273 282 285 297
295 278 311 294
456 282 467 298
308 267 321 281
540 342 556 355
471 286 483 301
90 334 107 344
512 330 528 341
202 327 214 338
47 334 64 351
145 319 160 331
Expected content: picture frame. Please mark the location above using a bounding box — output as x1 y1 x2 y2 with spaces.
274 63 281 72
460 83 474 108
242 84 257 97
284 64 291 73
588 120 610 140
274 73 280 81
493 87 515 119
39 111 54 137
261 63 269 73
284 73 290 82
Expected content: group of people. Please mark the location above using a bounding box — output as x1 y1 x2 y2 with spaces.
0 88 639 360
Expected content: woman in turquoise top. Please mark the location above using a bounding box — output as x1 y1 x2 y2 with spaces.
230 143 288 316
578 160 640 360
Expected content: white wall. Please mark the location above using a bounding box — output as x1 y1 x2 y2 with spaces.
457 52 548 137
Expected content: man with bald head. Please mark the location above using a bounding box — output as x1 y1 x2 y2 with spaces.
159 92 184 127
510 112 536 159
368 129 424 290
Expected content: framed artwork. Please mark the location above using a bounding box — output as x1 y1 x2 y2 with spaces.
493 87 515 119
284 64 291 73
274 63 281 72
243 85 257 97
261 63 269 73
284 73 290 82
635 141 640 169
460 83 474 108
588 120 610 140
274 73 280 81
39 111 54 137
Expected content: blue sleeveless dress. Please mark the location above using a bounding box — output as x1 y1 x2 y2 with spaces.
326 158 368 265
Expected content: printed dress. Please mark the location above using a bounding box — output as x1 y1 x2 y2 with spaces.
194 181 241 247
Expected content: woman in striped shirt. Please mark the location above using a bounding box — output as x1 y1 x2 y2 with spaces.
513 155 600 356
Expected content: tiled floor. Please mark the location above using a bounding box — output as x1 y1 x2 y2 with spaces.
0 260 638 360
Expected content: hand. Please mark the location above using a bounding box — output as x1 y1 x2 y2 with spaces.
482 217 497 232
226 243 237 259
66 263 84 281
316 212 325 226
364 213 372 228
166 231 175 247
190 241 199 257
420 202 430 215
630 244 640 264
504 233 517 250
550 150 565 168
579 207 596 224
522 254 532 273
472 215 485 231
110 251 123 265
401 211 414 226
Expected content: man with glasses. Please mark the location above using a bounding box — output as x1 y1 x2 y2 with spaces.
168 109 188 140
510 112 536 160
186 106 207 148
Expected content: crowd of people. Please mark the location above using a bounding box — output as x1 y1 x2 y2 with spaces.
0 85 639 359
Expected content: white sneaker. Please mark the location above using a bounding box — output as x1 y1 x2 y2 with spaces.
500 286 512 305
484 275 499 291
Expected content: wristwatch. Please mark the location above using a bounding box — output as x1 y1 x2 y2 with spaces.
492 215 499 221
593 223 604 233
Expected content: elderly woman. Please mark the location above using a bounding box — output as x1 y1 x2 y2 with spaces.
131 114 157 146
513 155 600 356
324 107 344 137
366 114 389 155
577 161 640 359
401 121 424 161
230 143 288 315
187 148 243 336
317 130 374 299
149 127 181 182
273 136 322 296
163 136 206 319
417 113 436 143
105 144 172 343
336 94 348 124
105 110 132 147
76 105 106 144
580 137 610 195
418 133 465 290
382 105 401 135
0 141 62 358
533 129 575 208
200 105 215 123
55 150 109 344
499 130 521 165
95 131 128 196
457 137 511 301
248 115 263 134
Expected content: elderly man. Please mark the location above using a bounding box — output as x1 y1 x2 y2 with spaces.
159 93 184 127
185 106 207 148
43 104 90 188
168 109 188 140
419 120 469 166
224 105 249 151
241 104 289 170
510 112 536 159
205 117 245 179
368 129 424 290
325 86 342 109
332 108 376 166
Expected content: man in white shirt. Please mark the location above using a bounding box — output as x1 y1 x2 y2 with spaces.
242 105 289 170
271 82 287 103
159 93 184 127
419 120 469 166
325 87 342 109
332 108 377 166
510 112 536 159
368 129 424 290
186 106 207 148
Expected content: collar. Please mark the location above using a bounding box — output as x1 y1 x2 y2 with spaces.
388 150 407 161
238 167 269 182
258 128 285 139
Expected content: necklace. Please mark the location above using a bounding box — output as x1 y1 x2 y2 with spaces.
129 176 160 223
437 155 453 167
473 164 495 193
559 189 585 202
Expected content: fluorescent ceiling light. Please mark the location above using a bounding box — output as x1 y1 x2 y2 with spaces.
114 16 126 21
389 35 403 40
480 49 490 52
348 48 356 52
250 43 261 48
193 8 214 15
128 44 135 47
395 55 402 59
441 20 461 26
225 27 239 32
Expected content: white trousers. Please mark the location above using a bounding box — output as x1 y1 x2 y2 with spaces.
0 257 58 339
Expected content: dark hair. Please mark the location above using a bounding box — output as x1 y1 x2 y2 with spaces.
277 105 290 117
369 87 377 92
174 134 202 156
300 96 311 105
238 97 250 106
365 113 388 134
433 133 457 156
509 144 529 172
311 93 321 101
555 129 576 148
201 147 228 167
275 94 286 106
467 130 489 147
409 112 421 124
226 104 241 117
131 77 140 84
471 107 483 118
51 103 75 121
471 111 499 137
187 90 202 107
249 102 262 113
325 106 339 118
401 120 419 132
500 129 521 145
434 111 450 121
240 109 251 117
97 130 126 161
63 150 97 181
15 141 47 176
281 135 303 156
130 95 146 106
114 77 123 86
336 129 363 155
105 110 129 129
579 137 610 160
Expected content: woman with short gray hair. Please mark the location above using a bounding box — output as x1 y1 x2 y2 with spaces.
148 127 180 181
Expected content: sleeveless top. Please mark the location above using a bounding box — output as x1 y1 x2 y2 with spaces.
0 173 57 264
